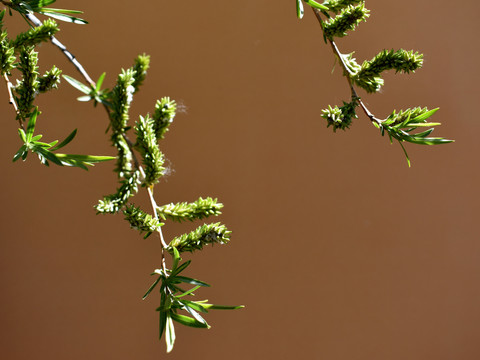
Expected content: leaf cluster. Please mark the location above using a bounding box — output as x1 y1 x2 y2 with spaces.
295 0 453 165
6 0 87 24
376 108 453 166
13 108 113 168
143 248 243 353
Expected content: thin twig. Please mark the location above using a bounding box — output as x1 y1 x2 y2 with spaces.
24 12 96 87
141 167 168 272
312 8 385 124
3 73 24 130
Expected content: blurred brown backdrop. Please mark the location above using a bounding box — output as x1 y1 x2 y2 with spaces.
1 1 479 359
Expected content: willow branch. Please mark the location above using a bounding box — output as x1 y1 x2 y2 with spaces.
3 73 24 130
21 8 168 270
312 8 385 124
23 11 95 87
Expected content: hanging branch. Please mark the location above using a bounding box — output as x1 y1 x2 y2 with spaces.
296 0 453 165
1 1 242 353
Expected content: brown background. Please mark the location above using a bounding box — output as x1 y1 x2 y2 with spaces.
1 1 479 359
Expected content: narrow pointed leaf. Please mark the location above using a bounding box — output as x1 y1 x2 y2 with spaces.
200 303 245 310
411 108 439 122
172 247 181 272
414 128 435 138
173 275 210 287
170 312 210 329
296 0 304 19
176 285 201 298
143 276 161 300
54 154 115 163
50 129 77 151
169 260 191 277
35 147 63 166
305 0 329 10
25 109 39 142
18 129 27 143
39 9 87 24
182 305 208 325
165 313 175 353
96 72 106 91
403 122 441 128
62 74 91 94
13 145 28 162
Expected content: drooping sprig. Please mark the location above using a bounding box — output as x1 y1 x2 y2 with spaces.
295 0 453 165
2 4 241 350
64 53 240 351
12 107 114 168
144 248 243 353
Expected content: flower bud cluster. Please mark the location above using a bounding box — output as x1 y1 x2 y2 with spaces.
153 97 177 140
321 101 358 132
323 3 369 40
167 223 231 253
96 170 141 214
124 204 164 239
157 197 223 222
134 114 166 186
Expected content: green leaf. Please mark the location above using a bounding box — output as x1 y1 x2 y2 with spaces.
414 128 435 138
63 74 91 94
176 285 201 298
170 312 210 329
172 247 181 272
178 299 207 313
50 129 77 151
200 303 245 310
54 154 115 163
165 313 175 353
305 0 329 11
402 122 441 128
18 129 27 143
47 140 58 147
38 8 88 24
142 276 161 300
96 72 106 91
404 136 454 145
296 0 304 19
13 145 28 162
181 304 208 325
411 108 439 123
173 275 211 287
25 109 39 142
169 260 191 277
34 146 63 166
24 0 57 8
399 141 411 167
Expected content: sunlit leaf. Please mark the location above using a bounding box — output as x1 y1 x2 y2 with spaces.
50 129 77 151
63 74 91 94
170 312 209 329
